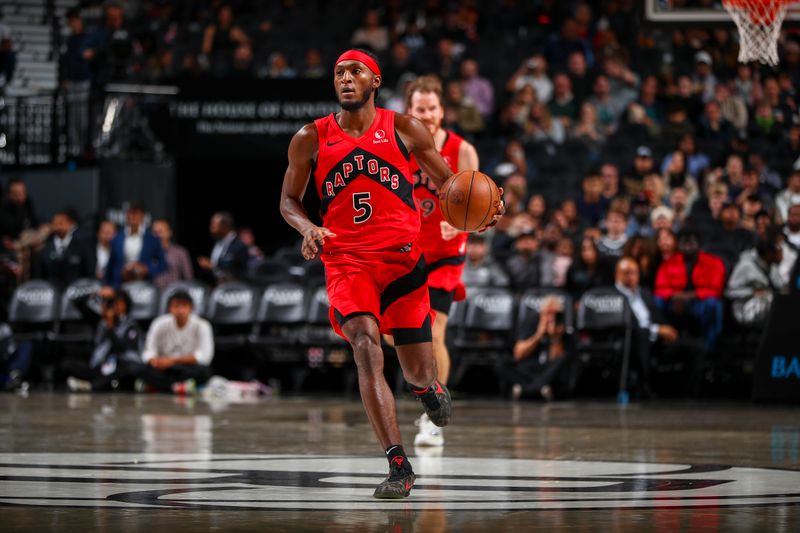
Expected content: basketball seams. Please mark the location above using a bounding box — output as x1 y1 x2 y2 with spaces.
464 171 476 231
476 174 495 232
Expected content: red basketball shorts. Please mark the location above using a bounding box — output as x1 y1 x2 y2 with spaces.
321 243 435 341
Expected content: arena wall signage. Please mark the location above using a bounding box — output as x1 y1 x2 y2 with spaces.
160 80 339 159
752 294 800 403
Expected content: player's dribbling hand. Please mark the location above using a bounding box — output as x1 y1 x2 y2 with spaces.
302 226 337 260
479 187 505 233
440 221 460 241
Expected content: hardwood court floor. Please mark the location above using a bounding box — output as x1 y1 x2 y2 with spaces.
1 393 799 532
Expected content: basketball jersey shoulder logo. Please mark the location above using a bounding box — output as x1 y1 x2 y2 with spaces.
373 129 388 144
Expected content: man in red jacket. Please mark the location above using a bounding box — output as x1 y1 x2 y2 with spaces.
654 229 725 351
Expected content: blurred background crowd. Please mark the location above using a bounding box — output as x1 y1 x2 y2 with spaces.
0 0 799 399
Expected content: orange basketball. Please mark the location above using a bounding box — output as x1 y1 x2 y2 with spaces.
439 170 500 232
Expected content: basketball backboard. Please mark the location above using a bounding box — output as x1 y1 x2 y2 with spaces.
644 0 800 25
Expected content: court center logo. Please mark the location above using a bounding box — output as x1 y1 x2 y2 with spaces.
1 454 799 510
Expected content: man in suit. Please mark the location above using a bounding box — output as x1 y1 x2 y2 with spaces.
614 257 678 398
198 212 248 284
105 204 166 287
36 210 95 288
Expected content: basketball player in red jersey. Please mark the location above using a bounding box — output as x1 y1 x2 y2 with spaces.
280 49 502 499
405 75 477 448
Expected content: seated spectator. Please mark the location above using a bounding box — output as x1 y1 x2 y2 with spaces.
651 206 676 233
567 50 592 104
614 257 679 398
525 194 548 229
597 209 628 260
661 150 700 207
688 182 728 242
566 236 612 296
64 287 143 392
302 48 325 79
106 204 166 287
201 4 250 75
36 210 95 289
709 202 757 270
523 102 565 145
0 179 42 247
571 102 605 151
552 238 574 288
95 220 116 281
443 80 484 135
735 167 773 209
642 173 668 207
626 193 654 238
600 163 621 201
547 73 578 128
655 227 679 271
589 75 624 134
698 99 736 146
654 229 725 351
506 55 552 103
351 9 389 53
623 235 659 289
622 145 656 197
462 233 509 287
784 203 800 251
506 230 542 289
741 194 764 232
726 231 786 325
239 226 265 269
82 3 139 84
576 171 609 227
713 83 748 132
265 52 297 79
668 186 692 228
198 212 249 284
151 219 193 290
510 296 574 401
460 59 494 120
141 291 214 393
0 323 32 393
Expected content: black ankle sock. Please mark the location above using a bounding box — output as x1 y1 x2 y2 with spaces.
385 444 412 471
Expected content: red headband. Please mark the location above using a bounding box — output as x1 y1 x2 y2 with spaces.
335 50 381 77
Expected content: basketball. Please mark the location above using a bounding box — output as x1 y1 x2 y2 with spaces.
439 170 500 232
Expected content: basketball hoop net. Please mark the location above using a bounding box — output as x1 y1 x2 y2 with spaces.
723 0 794 65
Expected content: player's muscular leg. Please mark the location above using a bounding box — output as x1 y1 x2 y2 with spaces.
342 315 402 449
431 312 450 384
395 342 437 389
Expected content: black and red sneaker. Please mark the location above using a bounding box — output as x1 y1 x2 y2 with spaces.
412 380 452 427
373 459 416 499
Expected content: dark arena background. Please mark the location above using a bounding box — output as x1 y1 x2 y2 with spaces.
1 0 800 531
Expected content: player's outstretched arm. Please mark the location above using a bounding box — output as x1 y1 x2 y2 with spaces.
280 124 336 260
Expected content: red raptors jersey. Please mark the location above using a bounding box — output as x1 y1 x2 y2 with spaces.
313 108 418 253
410 130 468 266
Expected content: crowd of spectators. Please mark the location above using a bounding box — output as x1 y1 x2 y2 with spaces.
3 1 800 397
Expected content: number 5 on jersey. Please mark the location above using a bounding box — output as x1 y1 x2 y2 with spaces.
353 192 372 224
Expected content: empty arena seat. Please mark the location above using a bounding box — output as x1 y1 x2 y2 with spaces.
121 281 159 322
206 282 259 353
206 282 259 326
450 287 516 393
303 285 345 346
249 282 308 362
8 280 59 340
576 287 634 400
159 281 209 316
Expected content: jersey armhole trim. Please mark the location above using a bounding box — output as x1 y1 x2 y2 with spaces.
395 130 410 161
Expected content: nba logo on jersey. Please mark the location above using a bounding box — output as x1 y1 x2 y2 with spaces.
373 129 389 144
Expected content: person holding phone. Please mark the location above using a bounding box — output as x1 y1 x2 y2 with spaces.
510 296 574 401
